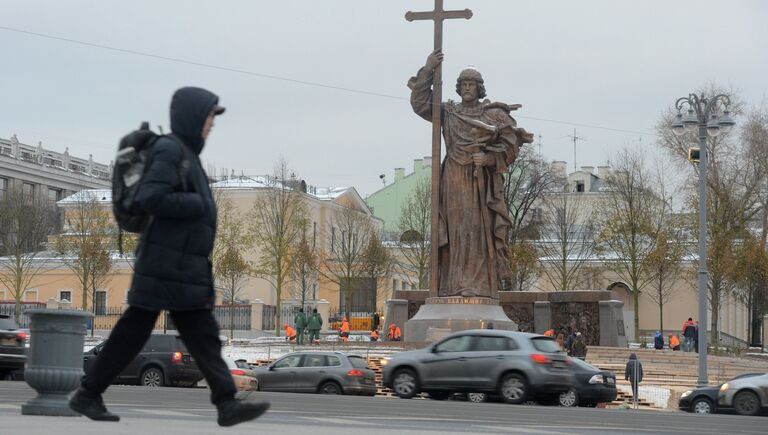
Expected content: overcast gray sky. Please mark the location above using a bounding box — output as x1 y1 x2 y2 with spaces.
2 0 766 197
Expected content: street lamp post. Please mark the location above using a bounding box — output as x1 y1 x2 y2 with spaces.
670 93 735 386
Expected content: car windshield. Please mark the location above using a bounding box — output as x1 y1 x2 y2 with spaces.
0 316 18 330
570 357 599 371
530 337 560 353
348 356 368 369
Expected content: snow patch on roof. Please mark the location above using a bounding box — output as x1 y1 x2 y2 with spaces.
58 189 112 204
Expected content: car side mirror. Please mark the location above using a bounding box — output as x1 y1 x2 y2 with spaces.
92 347 100 355
268 365 275 371
431 346 439 353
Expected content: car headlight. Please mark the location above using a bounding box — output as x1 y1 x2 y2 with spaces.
681 390 692 398
381 357 390 366
588 374 604 384
720 383 729 392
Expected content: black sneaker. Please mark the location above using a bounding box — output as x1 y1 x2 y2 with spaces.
217 399 270 427
69 388 121 422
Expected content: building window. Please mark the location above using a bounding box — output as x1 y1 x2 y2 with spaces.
576 181 585 193
331 226 336 252
0 177 7 199
0 289 6 300
47 188 61 203
392 279 398 292
313 222 317 248
94 290 107 315
22 182 35 199
23 289 39 302
59 290 72 303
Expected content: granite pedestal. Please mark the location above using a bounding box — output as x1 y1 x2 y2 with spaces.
404 297 517 342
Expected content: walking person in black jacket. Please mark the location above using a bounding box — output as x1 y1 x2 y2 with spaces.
69 87 269 426
624 353 644 406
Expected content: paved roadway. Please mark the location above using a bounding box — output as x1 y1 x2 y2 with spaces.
0 382 765 435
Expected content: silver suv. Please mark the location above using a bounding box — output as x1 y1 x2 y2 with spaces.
382 330 574 404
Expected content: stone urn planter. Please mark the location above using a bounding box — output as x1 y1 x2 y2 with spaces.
21 308 93 416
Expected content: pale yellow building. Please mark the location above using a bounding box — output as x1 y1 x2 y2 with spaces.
1 178 387 317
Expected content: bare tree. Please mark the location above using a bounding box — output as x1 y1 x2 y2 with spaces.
289 230 319 309
504 147 559 243
596 149 666 340
538 188 597 291
733 234 768 346
361 230 394 308
396 176 430 289
644 216 687 335
319 207 373 318
54 193 115 336
249 160 307 335
742 106 768 345
212 196 253 338
507 241 540 291
0 186 56 322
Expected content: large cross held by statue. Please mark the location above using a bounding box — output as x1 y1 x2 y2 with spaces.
405 1 472 297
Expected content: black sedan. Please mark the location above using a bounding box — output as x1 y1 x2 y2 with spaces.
0 315 27 380
679 386 721 414
557 357 617 407
679 373 764 414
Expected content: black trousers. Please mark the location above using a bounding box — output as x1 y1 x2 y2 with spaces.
81 306 237 406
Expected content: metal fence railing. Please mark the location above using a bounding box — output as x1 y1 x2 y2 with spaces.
0 302 46 327
214 304 252 331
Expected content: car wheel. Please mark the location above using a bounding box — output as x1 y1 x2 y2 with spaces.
141 367 164 387
733 390 760 416
499 373 528 404
467 392 487 403
392 369 419 399
319 381 342 395
691 397 713 414
427 391 450 400
558 389 578 407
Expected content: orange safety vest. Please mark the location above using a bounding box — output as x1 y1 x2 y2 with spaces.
285 326 296 337
669 335 680 348
341 321 350 333
371 330 379 340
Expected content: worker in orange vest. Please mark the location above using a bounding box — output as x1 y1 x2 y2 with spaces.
340 317 350 343
370 328 379 342
283 324 296 343
668 334 681 351
544 329 555 337
387 324 402 341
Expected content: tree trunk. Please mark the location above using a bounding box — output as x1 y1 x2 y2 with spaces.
633 289 640 342
275 279 282 337
659 300 664 336
710 293 719 348
750 303 763 347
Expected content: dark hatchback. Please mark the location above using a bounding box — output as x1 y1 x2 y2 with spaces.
679 373 764 414
0 315 27 380
558 357 617 407
84 334 203 387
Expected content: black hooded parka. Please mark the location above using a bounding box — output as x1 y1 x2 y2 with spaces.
127 87 220 311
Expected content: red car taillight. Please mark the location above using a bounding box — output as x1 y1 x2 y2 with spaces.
346 369 364 377
17 332 28 340
230 369 246 376
171 352 183 363
529 354 551 364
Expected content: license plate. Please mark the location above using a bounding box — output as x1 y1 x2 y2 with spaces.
0 338 18 346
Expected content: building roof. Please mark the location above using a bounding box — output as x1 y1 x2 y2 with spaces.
57 189 112 204
210 176 352 201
